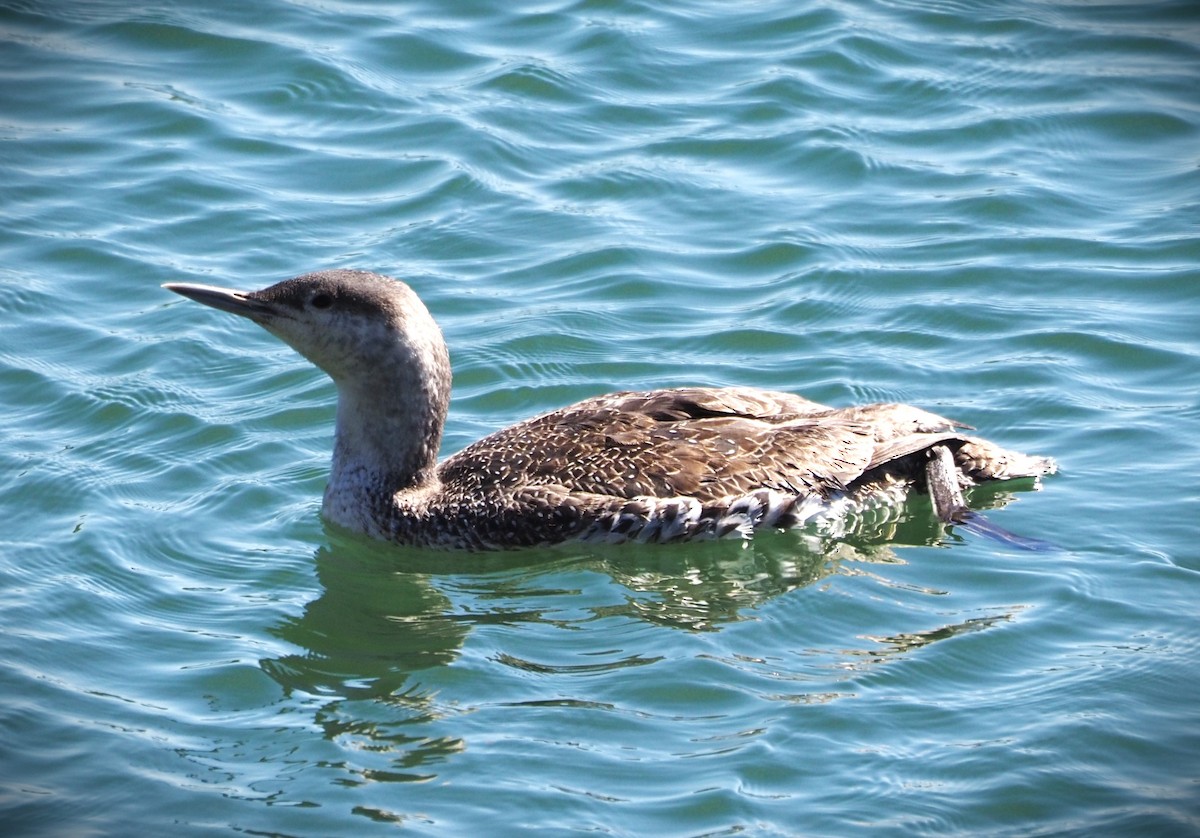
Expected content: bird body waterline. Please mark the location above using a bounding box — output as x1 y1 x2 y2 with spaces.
164 270 1056 551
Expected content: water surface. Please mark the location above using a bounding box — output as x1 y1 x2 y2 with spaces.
2 0 1199 835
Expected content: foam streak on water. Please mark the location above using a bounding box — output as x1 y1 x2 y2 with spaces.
2 0 1199 835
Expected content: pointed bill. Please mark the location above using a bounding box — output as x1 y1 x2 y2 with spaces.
163 282 273 320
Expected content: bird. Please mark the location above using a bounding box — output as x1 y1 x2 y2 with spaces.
164 269 1056 551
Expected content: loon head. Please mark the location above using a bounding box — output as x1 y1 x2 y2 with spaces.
164 269 448 389
165 270 453 499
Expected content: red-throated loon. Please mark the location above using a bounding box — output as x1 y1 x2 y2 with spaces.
165 270 1056 550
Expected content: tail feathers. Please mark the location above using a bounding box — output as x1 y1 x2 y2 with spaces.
955 438 1057 483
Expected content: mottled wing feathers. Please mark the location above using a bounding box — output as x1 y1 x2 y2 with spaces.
423 385 1053 548
600 386 830 423
441 387 891 503
866 431 964 472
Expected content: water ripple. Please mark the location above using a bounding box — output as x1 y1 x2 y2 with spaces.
3 0 1199 834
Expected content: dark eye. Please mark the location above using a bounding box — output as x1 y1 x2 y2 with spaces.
311 293 333 309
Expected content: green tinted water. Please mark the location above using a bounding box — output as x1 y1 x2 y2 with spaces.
2 1 1198 835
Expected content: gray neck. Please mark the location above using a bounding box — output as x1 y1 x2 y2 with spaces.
321 331 451 535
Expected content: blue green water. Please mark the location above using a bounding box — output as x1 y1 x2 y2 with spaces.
3 0 1199 834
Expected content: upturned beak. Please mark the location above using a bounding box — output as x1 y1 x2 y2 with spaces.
163 282 274 321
